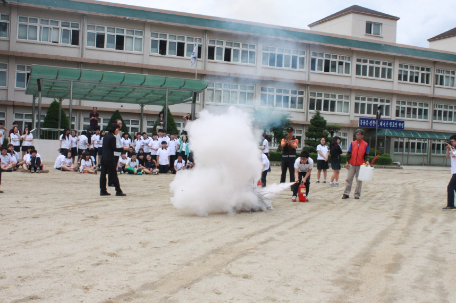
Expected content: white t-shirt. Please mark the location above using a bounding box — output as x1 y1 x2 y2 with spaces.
0 129 4 145
10 133 21 146
62 157 73 167
70 135 78 148
149 139 160 155
168 138 179 156
142 137 151 153
134 139 142 153
451 148 456 174
92 134 102 148
118 156 129 167
262 153 270 171
22 133 34 146
80 158 94 171
0 153 14 166
126 158 139 169
54 155 65 169
317 145 329 160
60 134 72 149
23 153 31 163
121 137 131 148
294 157 314 172
78 135 88 149
174 159 186 171
157 148 169 165
9 151 19 162
262 139 269 154
158 136 170 144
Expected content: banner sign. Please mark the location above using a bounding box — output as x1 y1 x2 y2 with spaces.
359 118 405 130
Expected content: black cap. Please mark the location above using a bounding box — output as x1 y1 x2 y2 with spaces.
286 127 294 132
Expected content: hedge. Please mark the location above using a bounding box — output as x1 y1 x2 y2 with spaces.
269 152 391 165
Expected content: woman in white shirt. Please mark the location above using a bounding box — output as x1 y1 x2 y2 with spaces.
134 133 143 153
121 132 132 148
80 152 97 174
59 128 72 156
316 137 329 183
61 151 76 172
10 126 22 153
77 131 89 164
70 130 78 163
21 127 33 157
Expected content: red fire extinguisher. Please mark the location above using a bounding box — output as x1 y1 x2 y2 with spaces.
298 184 307 202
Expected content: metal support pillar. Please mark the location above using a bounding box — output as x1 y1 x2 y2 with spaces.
58 98 62 129
140 104 144 133
191 92 197 121
38 92 42 138
32 96 36 130
164 89 169 131
401 137 405 165
69 81 73 129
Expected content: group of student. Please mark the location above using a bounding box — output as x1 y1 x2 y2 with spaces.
53 127 194 175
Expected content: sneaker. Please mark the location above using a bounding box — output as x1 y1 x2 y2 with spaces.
355 197 360 200
329 182 334 187
100 191 111 196
342 195 349 199
305 198 309 202
31 168 35 173
291 196 297 202
316 180 320 183
335 183 339 187
116 192 127 196
323 180 326 184
442 206 456 210
36 168 40 173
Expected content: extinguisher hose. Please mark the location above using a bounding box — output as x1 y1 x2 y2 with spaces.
371 154 380 166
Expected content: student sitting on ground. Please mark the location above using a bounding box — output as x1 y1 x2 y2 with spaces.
29 149 48 173
77 131 89 164
187 152 195 169
117 152 129 174
156 141 170 174
7 144 22 170
143 154 159 175
0 147 15 172
80 152 97 174
54 153 66 170
137 153 146 167
61 151 77 172
125 152 142 175
22 146 33 170
174 154 186 173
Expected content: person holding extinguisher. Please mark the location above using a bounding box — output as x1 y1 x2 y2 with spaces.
291 151 313 202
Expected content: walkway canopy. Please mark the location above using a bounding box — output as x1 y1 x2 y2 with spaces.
367 129 453 140
25 65 208 134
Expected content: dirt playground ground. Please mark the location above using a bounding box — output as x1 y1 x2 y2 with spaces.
1 165 455 303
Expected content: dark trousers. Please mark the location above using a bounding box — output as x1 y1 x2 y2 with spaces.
108 156 119 186
170 155 176 173
100 159 121 193
159 165 169 173
447 174 456 207
30 156 41 169
261 170 268 187
292 172 311 196
280 156 296 183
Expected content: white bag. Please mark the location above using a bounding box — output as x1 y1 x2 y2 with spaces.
358 165 374 182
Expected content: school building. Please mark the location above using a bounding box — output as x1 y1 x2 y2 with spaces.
1 1 456 165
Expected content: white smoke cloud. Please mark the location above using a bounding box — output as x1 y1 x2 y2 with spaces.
170 107 289 216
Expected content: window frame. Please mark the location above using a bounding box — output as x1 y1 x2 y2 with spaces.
309 92 350 114
207 39 256 65
87 24 143 52
310 52 351 75
435 69 456 88
150 32 202 59
354 96 391 117
262 46 306 70
0 62 7 87
355 58 393 80
18 16 80 46
206 82 255 106
366 21 382 36
0 13 10 38
393 139 428 155
260 87 305 110
15 64 31 89
395 100 429 120
398 64 431 85
433 103 456 123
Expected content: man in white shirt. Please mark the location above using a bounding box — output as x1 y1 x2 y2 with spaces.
168 132 179 173
174 154 186 172
117 153 129 174
260 153 270 187
141 132 151 154
1 147 15 171
316 137 329 183
292 151 313 202
158 129 170 144
444 135 456 210
148 132 160 161
54 154 66 170
156 141 170 174
262 134 269 156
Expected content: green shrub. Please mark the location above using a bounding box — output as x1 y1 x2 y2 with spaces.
107 110 129 134
369 149 383 156
269 151 282 162
373 153 392 165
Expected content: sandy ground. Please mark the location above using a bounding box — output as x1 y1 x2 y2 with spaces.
1 165 455 303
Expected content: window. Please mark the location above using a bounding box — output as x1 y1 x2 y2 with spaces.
87 25 143 52
310 52 351 74
208 40 256 64
395 100 429 120
394 139 427 154
0 14 9 38
0 112 5 126
207 82 255 105
334 131 348 150
150 32 202 58
309 92 350 113
14 112 44 131
433 104 456 122
366 22 382 36
82 117 109 130
124 119 140 133
260 87 304 109
398 64 431 84
355 58 393 80
16 65 31 88
431 141 447 155
435 69 456 88
146 120 155 134
0 62 6 87
18 16 79 45
175 122 184 134
354 96 391 117
262 46 305 70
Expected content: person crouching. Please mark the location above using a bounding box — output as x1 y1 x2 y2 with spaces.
291 151 313 202
125 152 142 175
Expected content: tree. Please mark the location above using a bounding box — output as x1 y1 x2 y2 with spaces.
1 1 7 6
43 99 69 129
326 124 342 137
107 110 129 134
304 111 328 153
253 108 292 148
151 106 178 133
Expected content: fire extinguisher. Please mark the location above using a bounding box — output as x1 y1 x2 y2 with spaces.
298 184 307 202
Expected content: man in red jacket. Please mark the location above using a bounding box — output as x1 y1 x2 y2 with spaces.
342 129 370 200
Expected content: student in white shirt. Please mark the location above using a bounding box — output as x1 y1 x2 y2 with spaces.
316 137 329 183
61 151 76 172
80 152 97 174
77 131 89 163
168 132 179 173
21 127 33 157
70 130 78 163
0 147 15 171
121 132 132 148
291 151 313 202
97 130 105 166
262 134 269 156
10 126 21 153
141 132 151 154
54 154 66 170
157 129 170 144
0 122 6 147
28 149 47 173
117 153 129 174
125 153 142 175
59 128 72 156
174 154 186 172
7 144 22 169
91 128 101 162
22 146 33 170
260 153 270 187
156 141 170 174
148 132 160 161
134 133 143 153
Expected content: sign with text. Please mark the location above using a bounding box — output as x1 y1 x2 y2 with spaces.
359 118 405 130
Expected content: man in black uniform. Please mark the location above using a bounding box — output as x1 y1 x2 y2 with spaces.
100 123 128 196
280 127 299 183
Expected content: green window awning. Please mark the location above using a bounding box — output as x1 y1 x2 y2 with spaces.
367 129 453 140
25 65 208 105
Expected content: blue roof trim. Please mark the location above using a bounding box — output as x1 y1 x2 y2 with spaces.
9 0 456 63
